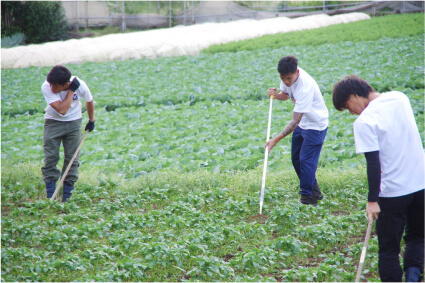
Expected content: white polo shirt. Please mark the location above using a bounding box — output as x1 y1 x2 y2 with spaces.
280 67 329 131
42 76 93 121
354 91 425 197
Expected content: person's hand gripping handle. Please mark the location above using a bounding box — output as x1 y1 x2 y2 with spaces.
267 87 277 100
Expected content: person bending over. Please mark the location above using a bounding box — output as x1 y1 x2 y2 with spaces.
332 75 424 282
41 65 95 202
266 55 329 206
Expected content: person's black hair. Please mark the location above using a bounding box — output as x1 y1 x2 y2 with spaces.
47 65 71 85
277 55 298 75
332 75 375 111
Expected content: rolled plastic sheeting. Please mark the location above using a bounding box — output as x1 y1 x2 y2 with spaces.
1 12 370 69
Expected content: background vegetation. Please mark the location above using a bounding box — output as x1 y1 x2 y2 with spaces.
1 1 68 46
2 13 424 282
203 13 424 53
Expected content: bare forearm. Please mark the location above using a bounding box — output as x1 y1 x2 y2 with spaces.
86 100 95 122
268 87 290 101
50 91 75 115
281 112 303 138
275 91 290 101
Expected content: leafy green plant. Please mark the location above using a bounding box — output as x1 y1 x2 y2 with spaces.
1 32 25 48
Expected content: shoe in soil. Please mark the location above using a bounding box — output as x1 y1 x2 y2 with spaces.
311 182 323 200
62 182 74 203
45 180 56 199
405 266 423 282
300 194 318 206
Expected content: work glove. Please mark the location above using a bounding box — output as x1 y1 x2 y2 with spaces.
85 120 95 132
69 77 80 92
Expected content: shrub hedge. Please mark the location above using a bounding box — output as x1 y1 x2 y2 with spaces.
1 1 68 44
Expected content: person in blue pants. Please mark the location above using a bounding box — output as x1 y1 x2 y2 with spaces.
265 55 329 206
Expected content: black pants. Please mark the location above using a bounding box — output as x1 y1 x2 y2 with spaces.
377 189 424 282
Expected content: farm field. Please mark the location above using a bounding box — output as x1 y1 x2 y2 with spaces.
1 13 424 281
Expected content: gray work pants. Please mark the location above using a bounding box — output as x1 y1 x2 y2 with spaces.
41 118 82 185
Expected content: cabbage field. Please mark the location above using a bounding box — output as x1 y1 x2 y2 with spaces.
1 13 424 282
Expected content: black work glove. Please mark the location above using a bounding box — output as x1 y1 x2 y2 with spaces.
85 120 95 132
69 77 80 92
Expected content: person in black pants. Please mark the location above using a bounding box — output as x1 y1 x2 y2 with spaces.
332 75 424 282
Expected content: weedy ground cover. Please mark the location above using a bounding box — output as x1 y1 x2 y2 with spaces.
2 13 424 281
2 162 375 282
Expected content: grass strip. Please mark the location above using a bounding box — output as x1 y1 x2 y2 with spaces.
202 13 424 53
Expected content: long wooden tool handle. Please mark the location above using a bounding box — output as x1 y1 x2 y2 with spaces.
51 130 89 202
265 95 274 141
355 221 373 282
259 96 274 215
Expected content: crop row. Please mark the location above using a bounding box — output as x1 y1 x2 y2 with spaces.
2 35 424 174
2 85 423 175
203 13 424 53
1 35 424 116
0 98 361 174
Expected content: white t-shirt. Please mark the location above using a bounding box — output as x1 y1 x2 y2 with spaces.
354 91 425 198
42 76 93 121
280 67 328 131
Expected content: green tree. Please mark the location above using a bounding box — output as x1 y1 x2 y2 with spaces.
1 1 68 44
1 1 22 37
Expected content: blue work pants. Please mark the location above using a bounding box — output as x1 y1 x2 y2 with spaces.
291 126 327 195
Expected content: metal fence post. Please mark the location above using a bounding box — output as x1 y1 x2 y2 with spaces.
169 1 172 28
75 1 79 30
192 0 195 24
183 1 186 25
121 1 126 32
85 0 89 29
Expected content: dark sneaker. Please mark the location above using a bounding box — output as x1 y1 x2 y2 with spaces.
405 267 423 282
45 180 56 199
62 182 74 203
300 194 318 206
311 182 323 200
